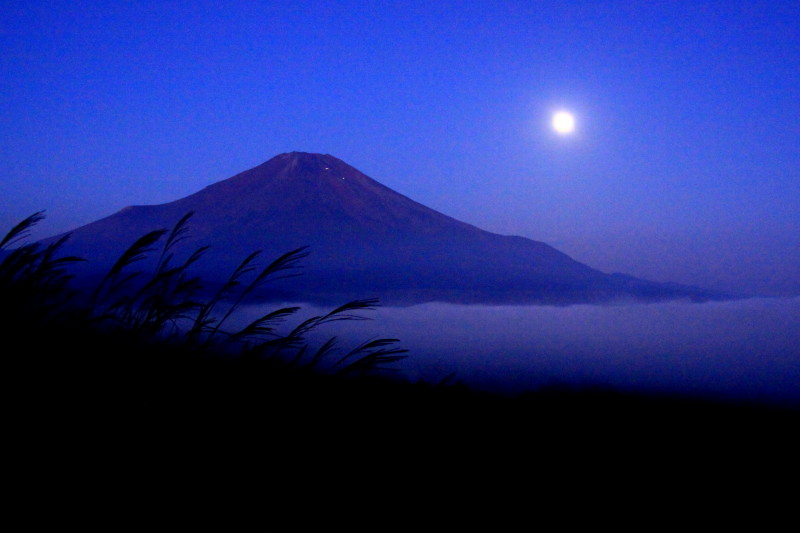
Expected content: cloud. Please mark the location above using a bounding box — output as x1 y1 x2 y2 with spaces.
237 297 800 407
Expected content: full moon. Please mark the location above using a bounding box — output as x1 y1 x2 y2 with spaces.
552 111 575 134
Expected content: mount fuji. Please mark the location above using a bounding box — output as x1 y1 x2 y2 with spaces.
42 152 724 305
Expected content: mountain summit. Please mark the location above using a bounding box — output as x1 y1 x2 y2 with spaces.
47 152 722 304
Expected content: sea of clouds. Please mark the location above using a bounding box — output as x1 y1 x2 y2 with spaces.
235 296 800 408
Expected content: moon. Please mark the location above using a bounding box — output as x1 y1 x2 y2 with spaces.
552 111 575 134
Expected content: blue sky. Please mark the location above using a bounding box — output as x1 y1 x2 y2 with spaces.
1 1 798 295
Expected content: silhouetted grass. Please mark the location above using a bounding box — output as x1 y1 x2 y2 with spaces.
2 211 408 377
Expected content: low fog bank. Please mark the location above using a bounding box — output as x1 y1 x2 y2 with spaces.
236 297 800 408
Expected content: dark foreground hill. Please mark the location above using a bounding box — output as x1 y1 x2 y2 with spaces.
43 152 726 305
10 314 798 447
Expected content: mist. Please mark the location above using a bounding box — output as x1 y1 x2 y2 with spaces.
237 297 800 408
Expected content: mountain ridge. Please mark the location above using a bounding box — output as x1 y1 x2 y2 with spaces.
39 152 727 305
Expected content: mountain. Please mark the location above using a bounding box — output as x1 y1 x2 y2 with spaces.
42 152 724 305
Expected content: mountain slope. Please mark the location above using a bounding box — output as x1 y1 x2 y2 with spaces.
44 152 723 304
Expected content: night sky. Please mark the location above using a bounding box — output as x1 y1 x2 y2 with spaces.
2 1 798 296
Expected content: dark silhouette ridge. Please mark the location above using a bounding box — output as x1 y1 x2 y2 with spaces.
42 152 728 304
